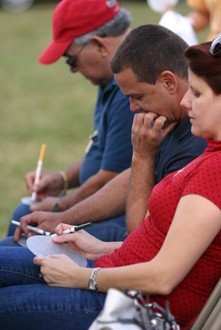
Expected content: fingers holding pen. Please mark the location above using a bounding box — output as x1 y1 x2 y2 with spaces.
13 217 35 242
13 225 24 242
13 211 58 242
53 223 73 236
52 225 88 246
25 171 36 194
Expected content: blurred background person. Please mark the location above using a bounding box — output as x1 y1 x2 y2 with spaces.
147 0 199 45
187 0 221 40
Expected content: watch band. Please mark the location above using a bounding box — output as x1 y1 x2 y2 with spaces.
88 267 101 291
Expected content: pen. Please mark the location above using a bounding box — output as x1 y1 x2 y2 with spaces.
31 144 47 202
50 222 93 237
85 130 98 154
11 220 51 236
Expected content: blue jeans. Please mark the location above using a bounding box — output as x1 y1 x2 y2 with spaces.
0 247 106 330
8 203 31 236
8 202 126 236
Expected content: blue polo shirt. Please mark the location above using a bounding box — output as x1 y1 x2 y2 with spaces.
85 116 207 230
155 116 207 183
80 78 134 184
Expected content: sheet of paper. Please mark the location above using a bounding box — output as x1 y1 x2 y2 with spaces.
159 10 198 45
21 196 40 206
27 236 87 267
18 235 28 247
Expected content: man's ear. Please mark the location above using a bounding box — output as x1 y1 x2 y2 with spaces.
159 70 177 94
91 35 109 58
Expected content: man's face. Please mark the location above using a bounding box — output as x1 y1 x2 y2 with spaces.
64 42 111 86
115 68 183 123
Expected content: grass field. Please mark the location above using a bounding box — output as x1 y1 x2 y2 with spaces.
0 1 208 238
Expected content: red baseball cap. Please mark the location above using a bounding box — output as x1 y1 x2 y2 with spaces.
38 0 120 64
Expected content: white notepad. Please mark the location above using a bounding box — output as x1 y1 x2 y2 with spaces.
27 235 87 267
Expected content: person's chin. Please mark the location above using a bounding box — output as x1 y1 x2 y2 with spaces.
90 80 100 86
85 76 100 85
191 126 200 137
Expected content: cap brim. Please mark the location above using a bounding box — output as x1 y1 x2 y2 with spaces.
38 39 72 64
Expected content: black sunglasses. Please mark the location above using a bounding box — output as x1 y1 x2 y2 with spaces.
64 44 86 69
209 33 221 57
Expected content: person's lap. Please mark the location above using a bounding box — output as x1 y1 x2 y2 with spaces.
0 245 105 329
0 283 105 330
0 284 105 330
0 203 127 329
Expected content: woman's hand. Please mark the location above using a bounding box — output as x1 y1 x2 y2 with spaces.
33 254 84 288
52 223 108 260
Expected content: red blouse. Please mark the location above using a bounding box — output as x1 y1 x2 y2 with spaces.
95 140 221 329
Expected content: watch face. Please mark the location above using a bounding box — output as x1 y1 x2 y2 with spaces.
89 279 96 290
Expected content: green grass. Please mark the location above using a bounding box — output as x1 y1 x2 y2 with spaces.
0 1 208 238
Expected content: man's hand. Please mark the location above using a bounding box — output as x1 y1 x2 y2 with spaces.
25 170 65 200
13 211 61 241
126 112 177 232
132 112 176 160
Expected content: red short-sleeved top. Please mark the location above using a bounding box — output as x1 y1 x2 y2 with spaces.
95 140 221 329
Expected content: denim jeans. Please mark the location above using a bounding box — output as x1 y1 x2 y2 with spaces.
8 203 31 236
0 246 106 329
2 212 128 330
0 199 128 328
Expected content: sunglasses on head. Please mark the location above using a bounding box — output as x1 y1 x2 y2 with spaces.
209 33 221 57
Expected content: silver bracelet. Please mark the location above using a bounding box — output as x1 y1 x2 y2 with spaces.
88 267 101 291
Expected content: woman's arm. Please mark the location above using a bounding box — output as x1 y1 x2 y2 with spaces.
34 195 221 293
96 194 221 294
51 224 123 260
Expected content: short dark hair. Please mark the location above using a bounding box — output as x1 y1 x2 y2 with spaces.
111 24 188 84
185 42 221 95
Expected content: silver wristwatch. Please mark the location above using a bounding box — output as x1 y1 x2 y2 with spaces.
88 267 101 291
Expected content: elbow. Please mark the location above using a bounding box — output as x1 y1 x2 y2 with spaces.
157 283 174 296
151 274 177 296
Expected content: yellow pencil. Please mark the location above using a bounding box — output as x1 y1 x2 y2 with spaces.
31 144 47 202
